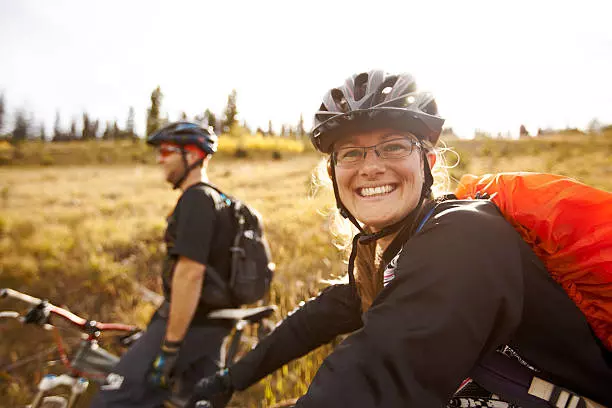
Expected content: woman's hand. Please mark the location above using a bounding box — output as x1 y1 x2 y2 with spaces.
186 368 233 408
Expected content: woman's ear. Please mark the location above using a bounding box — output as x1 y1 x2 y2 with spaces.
327 158 333 178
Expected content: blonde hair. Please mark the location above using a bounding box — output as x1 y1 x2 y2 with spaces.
312 142 454 311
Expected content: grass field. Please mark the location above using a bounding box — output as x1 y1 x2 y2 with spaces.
1 135 611 407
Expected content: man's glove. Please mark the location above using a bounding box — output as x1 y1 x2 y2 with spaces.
187 368 233 408
147 339 181 388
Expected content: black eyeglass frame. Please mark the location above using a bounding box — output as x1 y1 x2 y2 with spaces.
332 137 423 167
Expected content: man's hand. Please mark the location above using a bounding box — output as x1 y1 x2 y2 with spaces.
147 339 181 388
186 368 233 408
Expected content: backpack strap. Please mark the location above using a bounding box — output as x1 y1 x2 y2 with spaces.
471 351 607 408
229 201 246 291
527 377 606 408
195 181 238 305
415 205 437 234
198 181 232 202
198 182 250 305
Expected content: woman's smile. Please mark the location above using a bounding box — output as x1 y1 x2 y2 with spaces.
335 128 425 231
356 183 398 198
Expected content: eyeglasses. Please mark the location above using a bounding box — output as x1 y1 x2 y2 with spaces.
332 137 422 167
158 146 182 158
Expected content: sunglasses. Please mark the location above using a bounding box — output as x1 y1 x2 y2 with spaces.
158 145 183 158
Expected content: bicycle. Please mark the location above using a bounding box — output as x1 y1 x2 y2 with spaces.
0 288 277 408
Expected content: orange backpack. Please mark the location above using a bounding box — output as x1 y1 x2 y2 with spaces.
454 172 612 350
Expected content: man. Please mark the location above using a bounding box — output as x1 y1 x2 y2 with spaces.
91 122 235 407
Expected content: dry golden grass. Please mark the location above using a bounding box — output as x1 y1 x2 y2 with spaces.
0 153 345 407
1 135 612 407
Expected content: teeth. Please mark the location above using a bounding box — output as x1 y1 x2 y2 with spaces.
360 185 394 197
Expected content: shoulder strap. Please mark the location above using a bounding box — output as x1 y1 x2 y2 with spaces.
415 205 437 234
197 181 234 203
197 181 224 196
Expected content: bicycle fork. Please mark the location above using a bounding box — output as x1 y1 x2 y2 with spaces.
30 374 89 408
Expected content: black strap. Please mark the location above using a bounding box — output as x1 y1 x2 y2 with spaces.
198 182 245 305
229 201 246 291
470 352 549 408
346 233 361 287
172 149 205 190
197 181 229 199
470 352 602 408
356 149 434 244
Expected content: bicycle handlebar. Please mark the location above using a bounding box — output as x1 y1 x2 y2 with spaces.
0 288 137 335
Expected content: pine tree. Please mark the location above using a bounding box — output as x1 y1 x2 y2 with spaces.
12 111 29 142
126 106 136 139
69 119 77 140
39 122 46 141
242 120 251 134
297 113 305 138
267 119 274 136
222 89 238 132
82 113 91 140
204 109 217 131
92 119 99 139
146 86 163 136
113 121 120 139
53 111 62 141
102 121 112 140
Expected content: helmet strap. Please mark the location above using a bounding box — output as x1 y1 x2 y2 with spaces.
359 149 433 243
172 149 205 190
340 148 434 291
330 161 363 232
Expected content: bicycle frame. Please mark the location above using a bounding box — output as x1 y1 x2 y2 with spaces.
1 288 137 408
1 288 277 408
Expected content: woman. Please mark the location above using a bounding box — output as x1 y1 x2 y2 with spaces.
189 70 612 407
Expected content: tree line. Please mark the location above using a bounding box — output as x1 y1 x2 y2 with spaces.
0 87 308 143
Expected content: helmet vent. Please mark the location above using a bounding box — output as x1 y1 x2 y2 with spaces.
353 73 369 101
423 97 438 115
331 89 350 113
315 103 330 123
371 75 399 106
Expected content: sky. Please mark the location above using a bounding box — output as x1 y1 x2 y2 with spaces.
1 0 611 139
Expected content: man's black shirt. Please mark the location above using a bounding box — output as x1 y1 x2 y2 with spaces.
162 182 235 318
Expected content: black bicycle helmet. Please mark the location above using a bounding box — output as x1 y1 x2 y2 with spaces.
311 70 445 153
313 71 445 286
147 121 218 155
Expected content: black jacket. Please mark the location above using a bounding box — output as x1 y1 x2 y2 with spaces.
230 200 612 407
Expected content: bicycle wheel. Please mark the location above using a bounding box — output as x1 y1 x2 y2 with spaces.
39 396 68 408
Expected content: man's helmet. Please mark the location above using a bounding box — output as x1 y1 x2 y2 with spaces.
311 70 445 153
147 122 218 155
